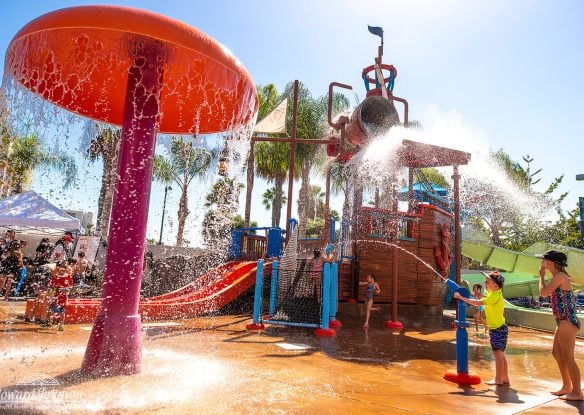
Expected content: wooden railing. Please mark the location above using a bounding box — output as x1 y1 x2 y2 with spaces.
358 207 418 241
239 233 267 261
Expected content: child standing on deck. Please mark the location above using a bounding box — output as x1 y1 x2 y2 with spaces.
359 274 380 329
454 271 509 386
472 283 487 334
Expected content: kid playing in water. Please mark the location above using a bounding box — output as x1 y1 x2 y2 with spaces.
472 283 487 334
40 261 73 329
537 249 583 401
454 271 509 386
47 287 69 331
307 249 324 302
359 273 380 329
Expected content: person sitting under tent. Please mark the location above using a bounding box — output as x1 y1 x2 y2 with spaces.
0 240 23 300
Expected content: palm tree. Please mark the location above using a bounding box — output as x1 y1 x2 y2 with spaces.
0 133 77 196
286 82 349 236
261 187 275 211
244 84 281 227
330 163 352 222
261 186 286 212
87 127 120 240
153 137 212 246
254 140 290 227
307 184 325 220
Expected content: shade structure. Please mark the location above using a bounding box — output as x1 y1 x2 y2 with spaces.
4 5 258 134
0 190 81 233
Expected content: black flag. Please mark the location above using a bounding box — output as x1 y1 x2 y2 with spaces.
367 25 384 41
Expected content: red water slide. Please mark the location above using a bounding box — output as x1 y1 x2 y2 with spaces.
26 261 264 324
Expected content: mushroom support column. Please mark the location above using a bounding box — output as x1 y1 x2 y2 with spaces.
82 40 165 375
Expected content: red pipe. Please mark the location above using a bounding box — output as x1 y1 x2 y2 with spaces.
328 82 352 130
391 95 409 127
285 80 299 241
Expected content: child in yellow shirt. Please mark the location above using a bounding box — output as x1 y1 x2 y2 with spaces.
454 271 508 386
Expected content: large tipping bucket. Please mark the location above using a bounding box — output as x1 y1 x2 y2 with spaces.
345 96 400 146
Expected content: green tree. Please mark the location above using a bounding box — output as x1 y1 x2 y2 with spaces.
306 184 325 220
330 163 351 222
464 149 566 247
261 186 287 212
306 217 325 238
244 84 281 227
255 141 290 227
153 137 212 246
232 214 257 231
330 209 341 222
289 82 349 237
202 177 243 248
0 134 77 195
87 127 120 239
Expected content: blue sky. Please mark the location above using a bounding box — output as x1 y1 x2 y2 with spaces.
1 1 583 245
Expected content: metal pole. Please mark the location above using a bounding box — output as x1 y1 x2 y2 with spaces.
321 262 331 329
324 165 331 243
453 166 461 286
391 181 398 323
408 168 414 212
285 80 299 242
329 262 339 325
158 186 170 245
578 175 584 242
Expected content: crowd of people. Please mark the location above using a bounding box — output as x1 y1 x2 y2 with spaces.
0 229 93 331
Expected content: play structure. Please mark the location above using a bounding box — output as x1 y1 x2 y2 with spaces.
244 220 341 336
6 8 485 381
5 5 257 375
248 27 470 329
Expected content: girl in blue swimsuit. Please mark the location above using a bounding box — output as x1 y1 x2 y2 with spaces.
359 274 380 328
538 249 583 401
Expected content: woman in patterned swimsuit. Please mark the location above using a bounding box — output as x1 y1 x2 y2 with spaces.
538 249 583 401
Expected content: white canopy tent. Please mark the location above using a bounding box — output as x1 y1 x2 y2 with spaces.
0 190 82 235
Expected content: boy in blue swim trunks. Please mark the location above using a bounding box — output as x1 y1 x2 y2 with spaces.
454 271 509 386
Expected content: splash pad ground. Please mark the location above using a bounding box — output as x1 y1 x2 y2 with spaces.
1 301 582 414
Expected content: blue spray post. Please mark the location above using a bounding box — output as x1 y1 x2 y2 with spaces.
246 259 266 331
329 262 342 328
268 261 279 317
443 279 481 385
315 262 336 337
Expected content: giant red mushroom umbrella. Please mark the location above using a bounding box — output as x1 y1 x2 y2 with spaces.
4 5 258 375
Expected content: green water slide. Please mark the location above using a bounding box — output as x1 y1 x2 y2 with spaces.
461 240 584 287
460 272 540 298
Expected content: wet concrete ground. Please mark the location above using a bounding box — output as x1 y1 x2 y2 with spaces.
1 300 583 414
